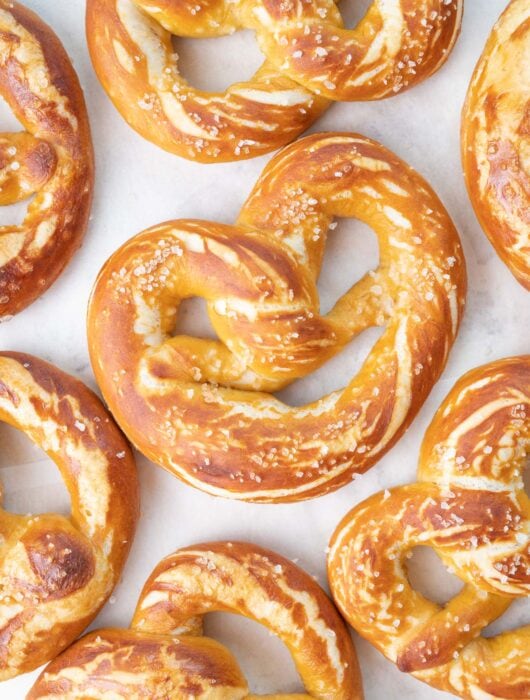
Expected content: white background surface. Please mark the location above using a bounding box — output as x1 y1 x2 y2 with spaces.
1 1 528 698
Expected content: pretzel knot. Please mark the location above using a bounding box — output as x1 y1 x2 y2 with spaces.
28 541 363 699
0 1 94 320
462 0 530 291
86 0 462 162
329 356 530 699
88 132 465 502
0 352 139 679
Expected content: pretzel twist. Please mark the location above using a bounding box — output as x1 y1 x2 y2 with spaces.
28 541 363 699
329 356 530 699
0 352 139 679
86 0 462 162
88 132 465 502
462 0 530 290
0 1 94 319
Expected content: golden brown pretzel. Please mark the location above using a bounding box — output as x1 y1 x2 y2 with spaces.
0 1 94 320
85 0 462 162
0 352 138 680
462 0 529 290
28 541 363 699
88 132 466 502
328 356 530 699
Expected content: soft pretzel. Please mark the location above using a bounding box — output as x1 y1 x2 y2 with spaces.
85 0 462 162
328 356 530 699
0 1 94 320
0 352 138 680
88 132 466 502
462 0 529 290
28 541 363 699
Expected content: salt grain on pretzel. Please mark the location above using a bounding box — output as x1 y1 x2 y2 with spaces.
0 352 138 679
28 541 362 699
86 0 329 162
85 0 462 161
88 132 466 502
329 356 530 699
462 0 529 291
259 0 463 100
0 1 94 319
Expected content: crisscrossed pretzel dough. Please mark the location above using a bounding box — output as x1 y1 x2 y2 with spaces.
88 133 466 502
329 356 530 699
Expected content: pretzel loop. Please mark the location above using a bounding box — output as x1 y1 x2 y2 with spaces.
86 0 330 163
462 0 530 290
28 542 363 699
0 1 94 319
328 356 530 699
0 352 138 679
88 132 465 502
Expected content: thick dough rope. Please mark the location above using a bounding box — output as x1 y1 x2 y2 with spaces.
88 132 466 502
28 541 363 699
329 356 530 699
0 352 138 679
86 0 462 161
0 1 94 319
462 0 530 290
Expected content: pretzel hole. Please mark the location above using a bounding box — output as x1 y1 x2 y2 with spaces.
276 326 384 405
173 296 217 339
0 423 70 516
173 30 263 92
204 611 303 694
277 218 383 406
0 193 33 226
317 217 379 314
406 546 463 605
482 597 530 639
340 0 373 30
0 95 23 133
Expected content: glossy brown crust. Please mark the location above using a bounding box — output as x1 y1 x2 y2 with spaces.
462 0 530 290
29 541 363 699
87 132 466 502
0 352 139 680
328 356 530 699
85 0 461 162
259 0 463 100
27 630 251 699
0 1 94 319
0 133 56 205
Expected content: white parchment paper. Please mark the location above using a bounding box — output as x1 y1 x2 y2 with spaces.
1 1 527 698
